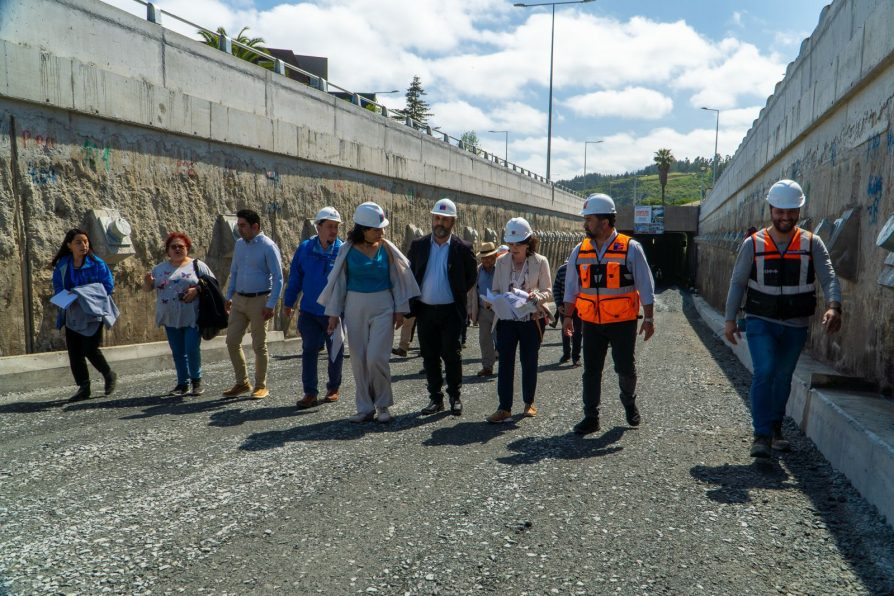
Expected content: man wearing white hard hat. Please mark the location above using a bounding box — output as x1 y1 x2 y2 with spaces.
407 198 477 416
284 207 345 410
724 179 842 458
563 193 655 435
318 202 420 423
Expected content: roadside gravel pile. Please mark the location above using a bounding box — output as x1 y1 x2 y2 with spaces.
1 288 892 594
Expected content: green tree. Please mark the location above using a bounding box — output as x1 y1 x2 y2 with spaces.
402 75 433 125
199 26 273 70
460 130 480 154
653 148 675 206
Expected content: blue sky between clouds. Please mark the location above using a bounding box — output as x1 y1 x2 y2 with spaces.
104 0 830 180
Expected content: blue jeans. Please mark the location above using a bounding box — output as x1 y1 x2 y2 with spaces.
745 317 808 436
165 325 202 385
298 312 344 397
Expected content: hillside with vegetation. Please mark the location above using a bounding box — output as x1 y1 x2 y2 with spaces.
558 155 731 206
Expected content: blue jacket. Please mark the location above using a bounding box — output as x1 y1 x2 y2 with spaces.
52 254 114 329
283 236 342 317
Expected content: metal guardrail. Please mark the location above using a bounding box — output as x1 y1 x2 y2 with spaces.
129 0 582 197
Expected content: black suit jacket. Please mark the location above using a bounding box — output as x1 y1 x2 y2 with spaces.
407 234 478 320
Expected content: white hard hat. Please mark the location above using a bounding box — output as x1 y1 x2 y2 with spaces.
352 202 389 228
431 198 458 217
497 244 509 253
580 193 616 216
313 206 342 224
766 179 805 209
504 217 533 243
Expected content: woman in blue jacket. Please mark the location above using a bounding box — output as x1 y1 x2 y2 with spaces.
51 228 117 402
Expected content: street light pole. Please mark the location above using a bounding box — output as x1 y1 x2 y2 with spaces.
488 130 509 163
515 0 595 181
701 106 720 188
584 139 603 177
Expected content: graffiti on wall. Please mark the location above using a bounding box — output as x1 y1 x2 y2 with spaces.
27 163 59 185
867 175 883 225
81 139 111 171
21 129 57 152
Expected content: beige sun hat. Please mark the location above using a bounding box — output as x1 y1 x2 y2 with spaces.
477 241 500 258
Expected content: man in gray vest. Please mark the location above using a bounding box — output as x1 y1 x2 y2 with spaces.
724 179 842 458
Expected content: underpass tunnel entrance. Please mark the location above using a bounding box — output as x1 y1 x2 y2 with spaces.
626 231 693 285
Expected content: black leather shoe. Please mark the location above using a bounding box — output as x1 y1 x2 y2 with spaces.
449 398 463 416
559 355 571 364
573 417 600 435
421 400 445 415
104 371 117 396
624 403 641 426
68 386 91 402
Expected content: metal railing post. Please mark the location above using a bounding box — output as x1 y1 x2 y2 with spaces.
218 35 232 54
146 2 162 24
273 59 285 75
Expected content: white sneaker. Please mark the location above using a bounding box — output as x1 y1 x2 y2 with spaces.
349 411 374 423
375 408 392 423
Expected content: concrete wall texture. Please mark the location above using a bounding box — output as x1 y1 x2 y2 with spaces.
697 0 894 391
0 0 586 356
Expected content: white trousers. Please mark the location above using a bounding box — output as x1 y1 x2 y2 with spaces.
344 290 395 414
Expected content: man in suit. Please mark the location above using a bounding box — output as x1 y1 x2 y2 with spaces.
407 198 478 415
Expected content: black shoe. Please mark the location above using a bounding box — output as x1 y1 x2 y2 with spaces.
623 402 641 426
168 384 190 397
573 417 600 435
750 435 772 458
421 400 445 415
104 371 117 396
771 421 790 451
559 355 571 364
68 385 91 402
191 379 205 396
449 397 463 416
391 348 408 357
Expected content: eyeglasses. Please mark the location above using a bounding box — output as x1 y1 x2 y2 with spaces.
169 245 187 251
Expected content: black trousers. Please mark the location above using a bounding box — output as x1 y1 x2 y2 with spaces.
561 313 583 361
416 303 464 401
496 318 545 411
65 326 112 388
581 320 638 418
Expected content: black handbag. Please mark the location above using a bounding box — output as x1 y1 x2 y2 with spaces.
193 260 228 340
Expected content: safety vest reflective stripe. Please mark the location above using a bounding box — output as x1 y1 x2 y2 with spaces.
574 235 640 323
579 286 629 296
750 227 814 294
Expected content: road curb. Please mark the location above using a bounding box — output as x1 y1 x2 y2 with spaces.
692 295 894 529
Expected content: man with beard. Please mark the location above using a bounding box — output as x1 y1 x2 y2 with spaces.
724 179 841 458
408 198 477 415
562 193 655 435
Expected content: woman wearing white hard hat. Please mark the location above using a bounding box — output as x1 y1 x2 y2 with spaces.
486 217 555 423
317 202 420 423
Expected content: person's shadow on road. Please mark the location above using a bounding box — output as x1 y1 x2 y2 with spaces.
496 426 629 465
423 420 517 447
209 405 314 427
690 461 793 504
0 398 69 413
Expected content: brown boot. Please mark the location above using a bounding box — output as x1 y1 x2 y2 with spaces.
222 381 251 398
296 395 318 409
322 389 339 403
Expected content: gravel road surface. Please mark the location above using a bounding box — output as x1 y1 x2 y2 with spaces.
1 288 892 594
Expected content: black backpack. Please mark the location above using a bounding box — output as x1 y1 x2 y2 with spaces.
193 260 228 340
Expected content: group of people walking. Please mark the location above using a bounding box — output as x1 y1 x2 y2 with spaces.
51 178 841 454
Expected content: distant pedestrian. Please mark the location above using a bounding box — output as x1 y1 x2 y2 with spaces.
552 259 582 366
724 180 842 458
408 198 477 416
284 207 345 410
468 241 500 377
564 194 655 435
317 202 420 423
51 228 118 402
222 209 283 400
486 218 554 423
143 232 215 397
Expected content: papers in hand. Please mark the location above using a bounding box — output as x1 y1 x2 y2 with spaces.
330 320 345 362
480 288 537 321
51 289 78 309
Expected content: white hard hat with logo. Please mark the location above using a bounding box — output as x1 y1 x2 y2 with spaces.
312 206 342 224
766 179 805 209
431 198 458 217
504 217 533 243
580 193 616 216
353 202 389 228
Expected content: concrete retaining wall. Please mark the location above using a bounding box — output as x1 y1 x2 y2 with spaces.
696 0 894 391
0 0 584 356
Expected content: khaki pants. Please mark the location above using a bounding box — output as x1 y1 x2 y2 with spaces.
398 316 416 351
477 305 496 369
226 293 270 388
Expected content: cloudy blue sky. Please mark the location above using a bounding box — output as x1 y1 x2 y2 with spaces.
104 0 830 180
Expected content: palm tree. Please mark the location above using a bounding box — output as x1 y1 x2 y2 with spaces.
653 148 675 206
198 26 273 69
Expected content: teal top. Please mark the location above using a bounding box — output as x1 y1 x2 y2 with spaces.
346 245 392 293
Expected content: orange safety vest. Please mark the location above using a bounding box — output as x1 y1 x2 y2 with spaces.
574 234 640 324
744 227 817 319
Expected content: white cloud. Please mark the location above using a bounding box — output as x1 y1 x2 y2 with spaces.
563 88 673 120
